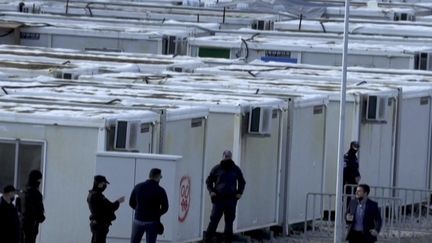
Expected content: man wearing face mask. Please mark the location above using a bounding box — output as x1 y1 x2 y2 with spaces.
0 185 20 243
87 175 125 243
343 141 361 206
22 170 45 243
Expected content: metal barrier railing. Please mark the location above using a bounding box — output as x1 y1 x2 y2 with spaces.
303 192 402 242
345 184 432 233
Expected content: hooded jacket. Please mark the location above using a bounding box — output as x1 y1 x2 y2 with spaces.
206 159 246 199
23 170 45 224
343 148 361 185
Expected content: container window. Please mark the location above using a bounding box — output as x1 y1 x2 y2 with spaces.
0 140 43 191
0 142 16 190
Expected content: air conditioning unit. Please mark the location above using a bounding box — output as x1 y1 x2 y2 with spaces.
248 106 273 135
393 12 415 21
162 36 187 55
364 95 386 121
252 20 274 31
414 52 432 71
51 68 100 80
114 120 140 151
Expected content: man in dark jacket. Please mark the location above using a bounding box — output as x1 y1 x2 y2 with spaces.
343 141 361 205
346 184 382 243
22 170 45 243
205 150 246 243
0 185 20 243
129 168 168 243
87 175 125 243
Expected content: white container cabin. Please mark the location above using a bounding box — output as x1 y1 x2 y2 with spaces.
187 33 432 70
0 100 161 243
1 78 287 234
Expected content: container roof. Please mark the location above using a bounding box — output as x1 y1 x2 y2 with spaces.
0 99 159 127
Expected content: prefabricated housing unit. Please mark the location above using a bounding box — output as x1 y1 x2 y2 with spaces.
95 71 330 226
187 34 432 70
192 64 432 196
8 1 283 30
1 79 287 233
274 19 432 38
0 87 212 243
0 13 213 55
0 101 160 243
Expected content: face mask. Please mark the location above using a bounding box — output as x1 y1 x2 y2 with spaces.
100 184 107 192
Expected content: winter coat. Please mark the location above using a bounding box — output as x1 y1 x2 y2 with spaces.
206 159 246 199
129 180 169 222
87 190 119 225
343 148 361 185
22 187 45 224
0 197 20 243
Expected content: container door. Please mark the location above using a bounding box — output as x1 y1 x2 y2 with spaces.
162 118 205 241
359 96 396 196
287 104 326 224
237 109 281 231
397 96 431 190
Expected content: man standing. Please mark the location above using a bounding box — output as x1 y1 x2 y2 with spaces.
0 185 20 243
87 175 125 243
346 184 382 243
22 170 45 243
205 150 246 243
129 168 169 243
343 141 361 202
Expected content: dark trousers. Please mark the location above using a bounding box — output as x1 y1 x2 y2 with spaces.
206 199 237 239
348 230 374 243
90 222 109 243
344 185 354 210
23 221 39 243
130 221 158 243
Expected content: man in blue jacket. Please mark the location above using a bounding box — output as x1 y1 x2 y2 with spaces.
345 184 382 243
129 168 168 243
205 150 246 243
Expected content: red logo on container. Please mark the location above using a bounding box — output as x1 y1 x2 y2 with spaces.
178 176 191 222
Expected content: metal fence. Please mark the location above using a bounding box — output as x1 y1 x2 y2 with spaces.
303 192 402 242
345 184 432 234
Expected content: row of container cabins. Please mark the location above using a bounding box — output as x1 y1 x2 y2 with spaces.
2 10 432 71
0 1 431 241
1 0 431 21
1 45 432 242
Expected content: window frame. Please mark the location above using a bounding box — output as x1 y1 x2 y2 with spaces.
0 137 46 193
